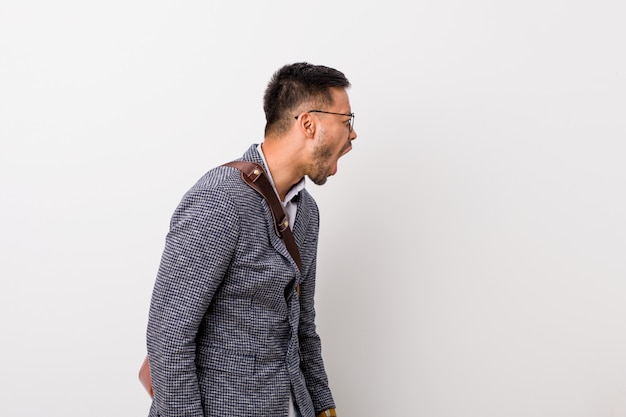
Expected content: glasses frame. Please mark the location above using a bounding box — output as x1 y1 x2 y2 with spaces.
295 110 355 132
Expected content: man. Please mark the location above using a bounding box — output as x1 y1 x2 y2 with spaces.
146 62 357 417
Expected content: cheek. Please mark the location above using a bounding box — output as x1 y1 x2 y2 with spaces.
316 128 346 159
312 138 333 161
332 133 348 155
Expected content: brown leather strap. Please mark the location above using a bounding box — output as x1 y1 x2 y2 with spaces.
223 160 302 271
317 408 337 417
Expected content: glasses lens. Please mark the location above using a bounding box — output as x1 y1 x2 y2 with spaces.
349 114 355 132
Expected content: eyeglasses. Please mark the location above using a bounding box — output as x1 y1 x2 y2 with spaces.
295 110 355 132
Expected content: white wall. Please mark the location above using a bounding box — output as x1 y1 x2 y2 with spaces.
1 1 624 416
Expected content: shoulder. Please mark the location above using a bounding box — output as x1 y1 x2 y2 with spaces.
191 165 244 192
185 146 264 201
185 165 259 202
171 166 255 224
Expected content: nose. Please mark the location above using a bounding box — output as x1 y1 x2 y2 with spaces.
349 128 357 141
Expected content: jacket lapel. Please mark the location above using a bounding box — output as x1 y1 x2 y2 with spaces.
291 194 310 253
240 145 304 275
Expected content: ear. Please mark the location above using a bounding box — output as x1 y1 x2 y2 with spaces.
295 111 316 138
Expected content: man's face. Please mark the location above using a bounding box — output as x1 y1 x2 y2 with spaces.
307 88 357 185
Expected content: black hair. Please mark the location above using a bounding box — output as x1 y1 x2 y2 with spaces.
263 62 350 136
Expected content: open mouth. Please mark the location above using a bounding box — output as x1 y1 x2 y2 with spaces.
331 144 353 176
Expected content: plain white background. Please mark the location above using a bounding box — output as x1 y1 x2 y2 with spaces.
1 1 625 416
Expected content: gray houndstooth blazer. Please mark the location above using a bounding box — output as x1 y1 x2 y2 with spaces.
147 145 335 417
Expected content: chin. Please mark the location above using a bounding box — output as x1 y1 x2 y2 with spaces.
308 174 328 186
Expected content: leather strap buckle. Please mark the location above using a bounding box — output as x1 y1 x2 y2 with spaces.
278 216 289 233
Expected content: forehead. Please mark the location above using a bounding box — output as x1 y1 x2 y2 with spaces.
329 87 351 111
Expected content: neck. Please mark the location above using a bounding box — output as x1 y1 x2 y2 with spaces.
260 140 305 201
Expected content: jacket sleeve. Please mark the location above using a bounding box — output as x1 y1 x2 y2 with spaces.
147 187 239 417
297 216 336 413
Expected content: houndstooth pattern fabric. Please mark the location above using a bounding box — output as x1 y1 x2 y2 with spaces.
147 145 335 417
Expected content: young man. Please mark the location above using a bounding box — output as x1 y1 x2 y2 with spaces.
147 62 357 417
